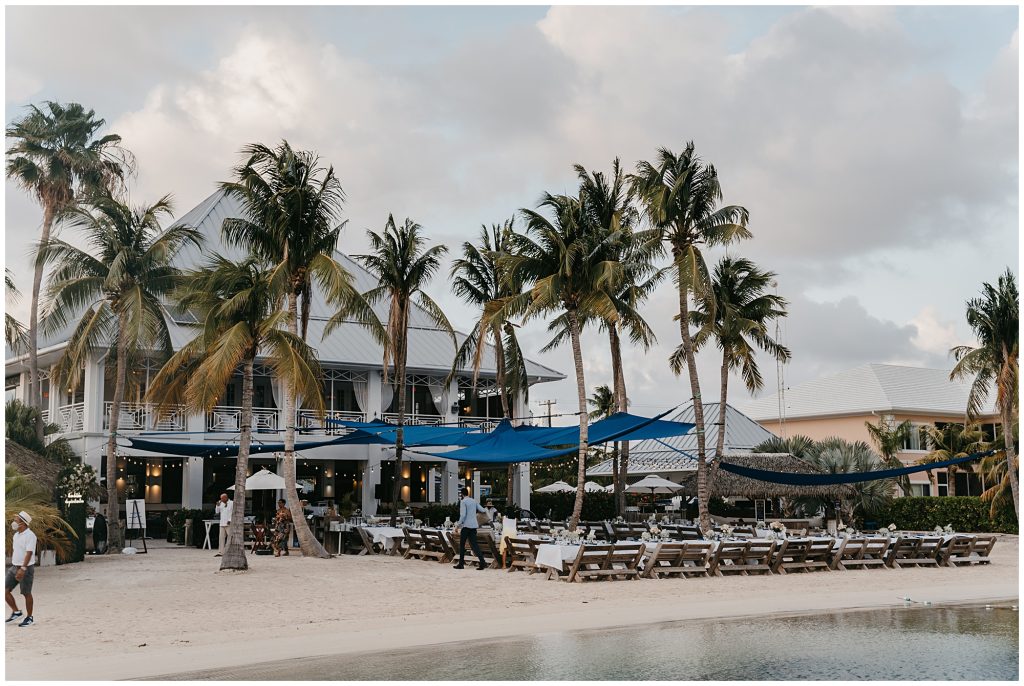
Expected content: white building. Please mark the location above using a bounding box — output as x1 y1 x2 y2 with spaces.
4 190 564 515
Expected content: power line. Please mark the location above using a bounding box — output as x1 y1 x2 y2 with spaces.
535 399 557 427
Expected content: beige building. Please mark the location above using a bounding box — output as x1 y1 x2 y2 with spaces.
740 364 999 497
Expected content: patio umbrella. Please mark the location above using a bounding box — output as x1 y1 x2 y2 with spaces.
227 468 295 491
534 480 575 493
625 474 682 495
583 481 606 493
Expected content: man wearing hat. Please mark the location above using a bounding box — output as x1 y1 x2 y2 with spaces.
6 511 37 627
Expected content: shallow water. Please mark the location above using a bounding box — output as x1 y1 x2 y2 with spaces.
162 603 1019 681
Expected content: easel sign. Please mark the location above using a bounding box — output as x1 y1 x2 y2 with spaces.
754 499 767 522
125 498 148 553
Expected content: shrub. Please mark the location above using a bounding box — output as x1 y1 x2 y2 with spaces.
528 492 616 521
412 503 460 526
871 497 1017 534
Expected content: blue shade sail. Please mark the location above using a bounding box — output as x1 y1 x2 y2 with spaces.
323 418 489 446
411 420 581 463
518 410 694 447
126 435 358 457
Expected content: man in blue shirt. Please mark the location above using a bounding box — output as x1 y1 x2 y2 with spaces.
453 487 488 570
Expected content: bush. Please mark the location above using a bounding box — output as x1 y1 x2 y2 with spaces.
871 497 1018 534
168 508 214 547
529 492 616 521
412 503 460 526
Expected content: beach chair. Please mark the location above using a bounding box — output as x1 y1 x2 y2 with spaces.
506 537 540 574
355 526 380 555
710 541 749 576
938 535 976 567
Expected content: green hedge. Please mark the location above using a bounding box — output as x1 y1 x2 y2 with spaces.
529 492 616 521
411 504 460 526
871 497 1017 534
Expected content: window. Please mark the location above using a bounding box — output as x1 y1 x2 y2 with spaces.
5 375 19 403
936 471 948 497
900 422 932 451
911 483 931 497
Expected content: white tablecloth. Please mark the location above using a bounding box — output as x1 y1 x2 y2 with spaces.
362 526 406 551
534 542 654 572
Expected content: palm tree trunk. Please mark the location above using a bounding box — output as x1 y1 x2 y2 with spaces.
609 325 626 515
677 274 710 531
1000 402 1019 517
221 357 254 571
391 312 409 527
566 310 588 530
28 203 56 444
104 315 128 552
716 350 729 459
947 467 957 498
494 333 518 508
282 292 329 558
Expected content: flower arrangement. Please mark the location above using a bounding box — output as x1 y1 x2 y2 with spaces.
944 524 954 534
650 526 661 536
720 524 734 537
661 515 671 524
755 520 766 530
933 525 944 534
888 523 897 532
877 528 890 536
413 519 423 528
586 529 597 542
769 521 785 532
640 531 651 541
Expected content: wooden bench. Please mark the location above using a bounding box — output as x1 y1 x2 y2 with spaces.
642 541 712 579
887 537 940 568
709 541 749 576
441 529 500 569
354 526 380 555
772 539 830 574
506 537 540 574
967 535 997 564
402 527 428 560
564 544 644 583
832 537 890 570
741 540 777 575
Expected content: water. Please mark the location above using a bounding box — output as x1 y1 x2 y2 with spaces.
162 604 1018 681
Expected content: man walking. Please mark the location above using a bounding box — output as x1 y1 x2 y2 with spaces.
6 511 37 627
214 493 232 557
453 488 488 570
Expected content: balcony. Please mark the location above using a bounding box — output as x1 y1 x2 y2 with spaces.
297 409 366 435
206 406 280 433
56 402 85 433
104 402 186 432
458 417 501 432
381 413 444 426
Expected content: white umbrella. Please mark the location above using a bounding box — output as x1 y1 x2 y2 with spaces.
625 474 682 495
604 484 616 493
583 481 606 493
535 480 575 493
227 468 295 491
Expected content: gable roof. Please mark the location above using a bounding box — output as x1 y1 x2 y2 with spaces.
739 363 995 422
587 402 776 476
7 190 564 382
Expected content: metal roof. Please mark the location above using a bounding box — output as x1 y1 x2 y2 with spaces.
587 402 777 476
738 363 995 421
6 190 564 382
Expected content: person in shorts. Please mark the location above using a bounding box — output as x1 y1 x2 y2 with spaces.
6 511 37 627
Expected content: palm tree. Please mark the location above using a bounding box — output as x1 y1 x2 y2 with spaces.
917 423 985 498
6 102 133 444
791 438 894 525
630 142 751 531
334 215 453 525
504 192 623 529
587 384 616 421
147 256 324 570
6 464 75 561
864 418 913 496
754 434 816 459
689 257 790 464
450 219 531 501
950 268 1019 518
220 140 381 557
575 159 661 516
40 193 200 551
978 428 1015 519
6 270 26 352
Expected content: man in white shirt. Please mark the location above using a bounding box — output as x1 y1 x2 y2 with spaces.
6 511 37 627
214 493 232 557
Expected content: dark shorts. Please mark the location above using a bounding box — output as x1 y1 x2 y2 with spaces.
5 565 34 595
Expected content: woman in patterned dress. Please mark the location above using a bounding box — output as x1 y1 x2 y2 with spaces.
272 499 293 557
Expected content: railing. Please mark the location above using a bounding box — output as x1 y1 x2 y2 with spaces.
297 409 366 435
103 402 186 432
381 413 445 426
40 410 50 423
56 402 85 433
206 406 279 433
459 417 501 432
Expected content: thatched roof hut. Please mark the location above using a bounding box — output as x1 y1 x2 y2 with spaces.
5 440 60 494
676 453 854 500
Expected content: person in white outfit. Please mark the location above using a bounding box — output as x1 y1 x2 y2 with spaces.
214 493 232 556
6 511 37 627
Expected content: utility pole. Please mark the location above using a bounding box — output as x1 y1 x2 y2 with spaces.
536 399 556 427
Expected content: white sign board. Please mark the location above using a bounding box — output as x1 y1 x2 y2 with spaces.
126 499 147 530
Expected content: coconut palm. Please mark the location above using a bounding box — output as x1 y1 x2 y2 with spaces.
6 270 26 352
587 384 616 420
147 256 324 570
220 140 382 557
753 434 816 459
334 215 453 526
450 219 530 500
917 423 985 498
950 268 1019 518
630 142 751 531
40 193 200 550
791 438 894 524
6 102 133 444
978 435 1015 519
864 418 913 496
688 257 790 463
6 464 76 561
504 192 623 528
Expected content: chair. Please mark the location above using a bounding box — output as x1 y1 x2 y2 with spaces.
773 539 829 574
832 537 890 570
886 537 939 568
679 526 703 541
741 540 777 575
710 541 750 576
642 542 712 579
967 535 997 564
506 537 540 574
452 530 500 569
938 535 976 567
563 543 643 582
355 526 380 555
732 526 756 539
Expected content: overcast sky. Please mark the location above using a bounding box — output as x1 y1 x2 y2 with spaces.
4 5 1019 423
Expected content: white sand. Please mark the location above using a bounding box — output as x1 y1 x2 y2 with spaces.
5 536 1018 680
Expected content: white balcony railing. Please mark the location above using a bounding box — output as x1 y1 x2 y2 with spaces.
103 402 186 432
458 417 501 432
297 409 366 435
381 413 444 426
56 402 85 433
206 406 279 433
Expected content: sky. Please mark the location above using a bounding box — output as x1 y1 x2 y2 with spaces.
4 5 1019 424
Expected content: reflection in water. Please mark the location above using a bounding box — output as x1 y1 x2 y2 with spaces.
162 605 1018 681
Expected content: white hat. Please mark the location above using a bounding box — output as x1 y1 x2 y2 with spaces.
16 511 32 525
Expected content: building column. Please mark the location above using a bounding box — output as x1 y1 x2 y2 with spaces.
361 447 382 515
82 352 105 434
472 469 482 499
441 461 459 504
366 370 382 420
512 462 531 511
182 456 204 509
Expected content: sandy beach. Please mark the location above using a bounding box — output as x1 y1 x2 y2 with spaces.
5 536 1018 681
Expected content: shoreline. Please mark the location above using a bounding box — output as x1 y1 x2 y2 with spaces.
5 537 1018 681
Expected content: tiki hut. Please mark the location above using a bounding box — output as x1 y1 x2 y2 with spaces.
676 452 855 500
5 440 61 493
